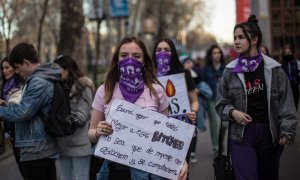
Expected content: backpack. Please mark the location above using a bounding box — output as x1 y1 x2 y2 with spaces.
41 80 77 137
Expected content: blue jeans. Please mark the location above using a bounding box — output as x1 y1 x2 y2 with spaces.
229 123 284 180
55 155 91 180
197 96 208 131
97 160 167 180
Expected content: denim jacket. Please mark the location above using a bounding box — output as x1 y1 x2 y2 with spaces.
216 54 298 144
202 64 225 100
0 63 60 148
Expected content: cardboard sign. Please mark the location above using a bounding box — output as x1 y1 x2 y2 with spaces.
158 73 191 122
94 99 195 179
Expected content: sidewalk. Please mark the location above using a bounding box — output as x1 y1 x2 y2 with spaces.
0 141 23 180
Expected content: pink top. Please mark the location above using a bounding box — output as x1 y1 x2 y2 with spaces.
92 82 169 117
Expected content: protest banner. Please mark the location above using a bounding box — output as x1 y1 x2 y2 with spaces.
158 73 190 122
94 98 195 179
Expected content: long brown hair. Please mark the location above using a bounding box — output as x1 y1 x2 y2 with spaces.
104 36 162 104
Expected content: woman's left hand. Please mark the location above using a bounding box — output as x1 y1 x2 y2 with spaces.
186 111 197 123
279 136 292 145
178 160 188 180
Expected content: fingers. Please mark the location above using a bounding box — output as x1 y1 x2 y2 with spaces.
178 161 188 180
0 99 6 106
279 137 291 145
186 111 197 122
232 110 252 125
96 121 113 136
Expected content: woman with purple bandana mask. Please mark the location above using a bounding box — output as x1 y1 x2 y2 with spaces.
152 38 199 123
152 38 199 179
88 36 188 180
216 15 298 180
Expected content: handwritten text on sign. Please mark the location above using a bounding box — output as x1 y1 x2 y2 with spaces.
158 73 190 121
94 99 195 179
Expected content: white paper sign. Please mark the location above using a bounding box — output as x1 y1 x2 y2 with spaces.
158 73 190 122
94 99 195 179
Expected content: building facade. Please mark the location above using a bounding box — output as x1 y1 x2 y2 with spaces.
238 0 300 58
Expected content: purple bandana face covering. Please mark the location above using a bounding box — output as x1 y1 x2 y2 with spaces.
232 52 263 73
119 57 144 103
3 78 17 101
155 51 171 77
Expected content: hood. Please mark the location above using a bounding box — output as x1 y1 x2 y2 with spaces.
26 63 61 83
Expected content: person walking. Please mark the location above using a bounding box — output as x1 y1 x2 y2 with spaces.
216 15 298 180
88 36 188 180
180 54 200 163
54 55 95 180
202 45 226 156
0 43 60 180
0 57 24 177
280 44 300 109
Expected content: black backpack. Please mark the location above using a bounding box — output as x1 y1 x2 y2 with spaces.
41 80 77 137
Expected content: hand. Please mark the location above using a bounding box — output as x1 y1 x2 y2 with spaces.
0 99 6 106
232 110 252 125
95 121 113 137
186 111 197 123
279 136 291 145
178 160 188 180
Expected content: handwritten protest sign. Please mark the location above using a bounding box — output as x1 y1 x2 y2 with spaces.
94 99 195 179
158 73 190 122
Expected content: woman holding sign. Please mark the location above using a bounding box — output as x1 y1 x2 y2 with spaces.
88 36 188 180
152 38 198 123
216 15 298 180
152 38 199 179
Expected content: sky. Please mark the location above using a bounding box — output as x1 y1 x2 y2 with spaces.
203 0 236 43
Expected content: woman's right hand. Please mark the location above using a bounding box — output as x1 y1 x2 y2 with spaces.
232 110 252 125
0 99 6 106
95 121 113 137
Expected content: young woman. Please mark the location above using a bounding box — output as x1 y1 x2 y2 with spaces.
88 36 188 180
152 38 198 123
202 45 226 155
54 55 95 180
280 44 300 109
152 38 198 179
216 15 298 180
0 57 24 177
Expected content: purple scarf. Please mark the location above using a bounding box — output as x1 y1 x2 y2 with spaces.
232 52 263 73
155 51 171 77
3 78 17 101
119 57 144 103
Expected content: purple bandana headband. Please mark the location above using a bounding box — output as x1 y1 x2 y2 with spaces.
118 57 144 103
232 52 263 73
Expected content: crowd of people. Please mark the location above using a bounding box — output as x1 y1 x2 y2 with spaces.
0 14 298 180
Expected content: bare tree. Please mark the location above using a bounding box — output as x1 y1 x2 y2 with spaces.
37 0 49 58
142 0 206 46
58 0 85 67
0 0 24 56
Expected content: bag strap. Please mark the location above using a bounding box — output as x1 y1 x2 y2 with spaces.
218 120 231 157
218 120 234 172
